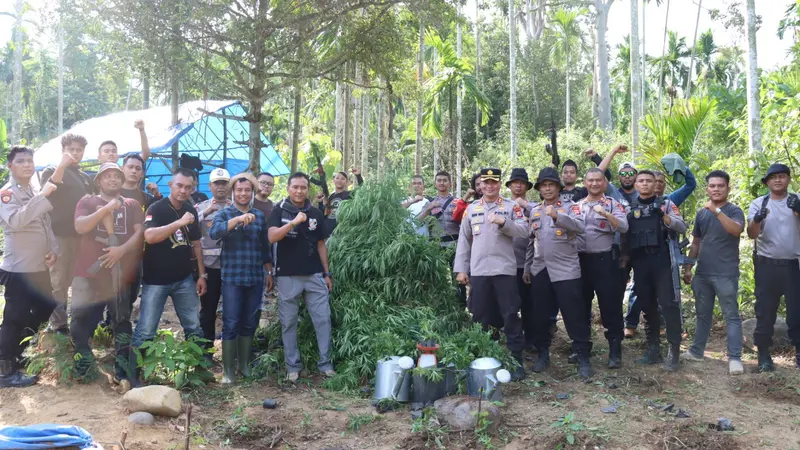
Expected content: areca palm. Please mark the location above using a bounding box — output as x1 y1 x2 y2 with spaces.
693 30 718 90
611 40 631 128
651 31 689 101
548 7 588 132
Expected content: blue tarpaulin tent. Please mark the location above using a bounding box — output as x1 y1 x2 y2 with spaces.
33 100 290 196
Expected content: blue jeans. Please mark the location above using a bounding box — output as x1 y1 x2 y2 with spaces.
689 274 742 359
133 275 201 347
221 281 264 340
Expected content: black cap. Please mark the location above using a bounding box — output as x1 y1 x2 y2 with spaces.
761 163 791 183
534 167 564 190
480 168 502 182
562 159 578 170
505 168 533 189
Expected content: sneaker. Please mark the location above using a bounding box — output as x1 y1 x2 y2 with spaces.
680 351 704 362
728 359 744 376
323 370 336 378
286 371 299 382
624 328 636 339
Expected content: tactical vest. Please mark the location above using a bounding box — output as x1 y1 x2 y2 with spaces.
627 200 666 251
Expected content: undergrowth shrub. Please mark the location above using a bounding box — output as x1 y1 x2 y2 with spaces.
135 329 212 389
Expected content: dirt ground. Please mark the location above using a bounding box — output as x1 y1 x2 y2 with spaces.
2 300 800 450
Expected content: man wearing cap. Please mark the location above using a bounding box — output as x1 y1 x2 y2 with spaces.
747 163 800 372
507 168 537 347
577 168 629 369
70 163 143 384
0 146 59 388
195 168 232 360
455 168 529 380
626 170 687 371
523 167 592 379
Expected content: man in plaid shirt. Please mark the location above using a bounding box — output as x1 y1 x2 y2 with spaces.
210 172 273 384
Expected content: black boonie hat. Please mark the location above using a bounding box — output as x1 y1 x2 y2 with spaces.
534 167 564 190
761 163 791 184
480 168 502 182
505 168 533 189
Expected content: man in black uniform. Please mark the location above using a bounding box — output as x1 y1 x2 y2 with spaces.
506 168 536 347
626 170 687 371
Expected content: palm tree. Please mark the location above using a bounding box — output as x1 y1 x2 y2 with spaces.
611 40 631 128
548 8 588 132
693 30 718 90
652 31 689 104
657 0 671 111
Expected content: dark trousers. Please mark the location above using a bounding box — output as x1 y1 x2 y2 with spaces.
0 271 56 361
753 256 800 349
199 267 222 350
631 251 681 345
517 268 535 347
530 269 591 352
470 275 524 353
580 252 623 341
221 281 264 340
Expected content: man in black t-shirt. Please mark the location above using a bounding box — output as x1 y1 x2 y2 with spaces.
132 168 207 349
268 172 333 382
316 168 364 233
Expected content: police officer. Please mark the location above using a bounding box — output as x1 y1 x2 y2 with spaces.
196 168 232 360
626 170 687 371
577 168 629 368
455 168 529 381
746 163 800 372
524 167 592 379
507 168 536 348
0 146 59 388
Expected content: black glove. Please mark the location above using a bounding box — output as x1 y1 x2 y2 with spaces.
650 202 665 217
753 208 768 223
788 194 800 213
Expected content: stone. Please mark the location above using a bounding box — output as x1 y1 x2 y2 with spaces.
123 386 182 417
742 316 791 351
433 396 501 433
128 412 155 426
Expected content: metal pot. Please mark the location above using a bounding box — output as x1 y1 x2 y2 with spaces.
466 357 511 401
374 356 414 403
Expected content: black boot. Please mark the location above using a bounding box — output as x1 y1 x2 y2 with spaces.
576 350 594 380
607 339 622 369
532 347 550 373
758 347 774 373
511 353 526 381
636 340 663 365
796 346 800 370
567 352 578 364
663 343 680 372
0 359 37 388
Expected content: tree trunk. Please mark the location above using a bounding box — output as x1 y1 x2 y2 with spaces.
248 104 263 174
344 77 353 171
10 0 24 143
378 92 386 178
685 0 703 98
58 8 64 133
744 0 763 153
456 3 463 193
566 52 571 134
335 81 342 156
508 0 518 161
170 72 180 170
143 71 150 109
433 47 439 174
354 63 362 170
475 0 481 144
415 20 424 176
290 86 302 173
361 85 369 177
596 0 613 130
658 0 670 112
641 0 646 117
630 0 641 159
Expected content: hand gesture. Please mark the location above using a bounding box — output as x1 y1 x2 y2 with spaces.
145 182 161 197
324 274 333 291
206 201 221 214
240 213 256 226
41 181 58 197
44 252 57 268
593 204 606 215
545 205 557 219
351 167 361 176
292 211 307 226
488 212 505 226
196 277 207 296
104 197 122 212
59 152 77 168
414 195 424 203
787 194 800 213
682 268 693 285
514 197 528 208
583 148 597 158
612 144 629 154
753 207 769 223
180 211 195 226
427 199 442 211
134 119 145 131
456 272 469 285
522 272 531 284
99 246 126 268
704 201 715 212
316 192 325 201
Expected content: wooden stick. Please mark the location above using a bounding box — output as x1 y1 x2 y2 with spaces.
184 404 192 450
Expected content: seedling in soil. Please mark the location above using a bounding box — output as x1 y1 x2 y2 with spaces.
346 413 379 433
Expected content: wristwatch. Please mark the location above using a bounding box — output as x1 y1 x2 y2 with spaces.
323 272 333 278
200 273 208 279
714 208 722 216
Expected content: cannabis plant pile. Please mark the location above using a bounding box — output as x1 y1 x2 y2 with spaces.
256 179 511 391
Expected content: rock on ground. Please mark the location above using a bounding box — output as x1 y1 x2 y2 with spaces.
128 411 155 426
433 396 501 432
742 316 791 351
123 386 182 417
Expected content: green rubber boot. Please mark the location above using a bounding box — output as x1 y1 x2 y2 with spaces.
221 340 238 385
237 336 253 378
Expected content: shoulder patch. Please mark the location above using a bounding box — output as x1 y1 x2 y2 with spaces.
670 203 680 214
571 204 581 214
144 215 153 223
0 190 11 204
513 204 524 219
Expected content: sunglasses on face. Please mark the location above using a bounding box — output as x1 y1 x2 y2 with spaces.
619 171 637 177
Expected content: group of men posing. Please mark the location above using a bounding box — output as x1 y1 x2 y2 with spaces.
0 124 346 388
412 145 800 381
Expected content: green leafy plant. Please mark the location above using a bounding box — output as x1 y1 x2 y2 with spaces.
411 406 449 449
135 330 212 389
474 409 495 449
92 324 114 348
550 412 586 448
346 413 379 433
25 333 79 385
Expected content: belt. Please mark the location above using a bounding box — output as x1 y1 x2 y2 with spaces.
632 247 665 256
754 255 799 267
579 250 613 259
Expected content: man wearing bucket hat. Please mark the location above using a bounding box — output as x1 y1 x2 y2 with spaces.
506 168 536 348
455 168 529 381
523 167 592 379
70 162 144 384
746 163 800 372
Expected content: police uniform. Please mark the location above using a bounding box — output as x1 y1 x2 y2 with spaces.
432 194 461 246
525 168 589 375
0 179 58 386
577 195 629 367
626 195 686 368
747 163 800 370
454 169 529 368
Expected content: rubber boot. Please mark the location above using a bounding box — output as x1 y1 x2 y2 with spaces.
532 347 550 373
221 340 238 384
576 349 594 380
237 336 253 378
607 339 622 369
636 340 663 365
757 347 774 373
796 346 800 370
0 359 37 388
663 343 680 372
510 352 526 381
567 352 578 364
